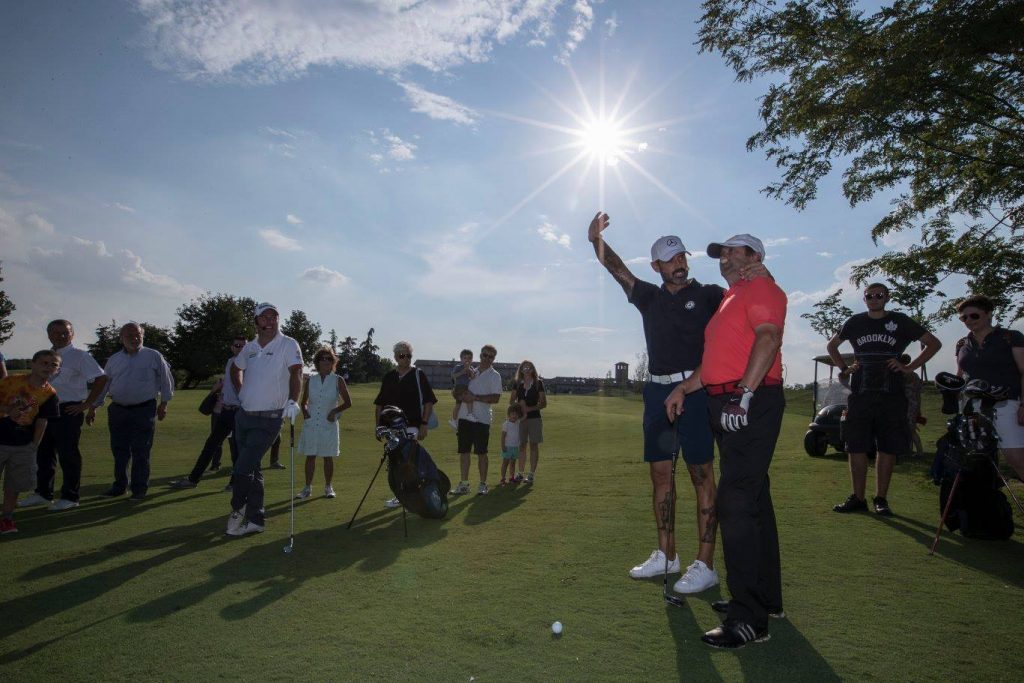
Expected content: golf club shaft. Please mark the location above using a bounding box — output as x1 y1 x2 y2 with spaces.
985 454 1024 515
347 453 387 529
663 420 681 606
289 422 295 542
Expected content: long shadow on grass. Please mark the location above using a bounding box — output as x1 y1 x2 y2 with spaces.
876 514 1024 587
462 482 532 526
126 512 450 623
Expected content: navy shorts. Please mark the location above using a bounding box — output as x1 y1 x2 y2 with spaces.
642 381 714 465
845 392 910 455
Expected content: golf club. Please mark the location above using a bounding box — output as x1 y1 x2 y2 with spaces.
983 453 1024 516
283 422 295 554
663 408 684 608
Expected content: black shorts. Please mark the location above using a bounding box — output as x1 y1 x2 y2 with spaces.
845 392 910 455
457 420 490 455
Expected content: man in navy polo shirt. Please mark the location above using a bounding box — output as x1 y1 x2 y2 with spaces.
588 211 766 595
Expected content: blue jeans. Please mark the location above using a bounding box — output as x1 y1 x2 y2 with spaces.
108 401 157 495
231 410 283 525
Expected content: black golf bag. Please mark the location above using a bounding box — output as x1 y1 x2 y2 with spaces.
378 406 451 519
933 373 1014 540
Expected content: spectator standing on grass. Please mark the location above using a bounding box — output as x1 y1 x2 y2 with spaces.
0 350 60 534
448 348 476 429
18 320 106 512
826 282 940 516
510 360 546 483
296 347 352 500
499 404 523 485
451 344 502 496
226 303 303 537
666 233 786 649
373 341 437 508
95 323 174 501
169 335 246 491
589 212 766 596
954 294 1024 482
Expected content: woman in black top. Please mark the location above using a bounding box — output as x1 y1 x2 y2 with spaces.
955 295 1024 481
511 360 546 483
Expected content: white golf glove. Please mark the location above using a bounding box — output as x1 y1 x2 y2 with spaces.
721 387 754 432
282 400 301 423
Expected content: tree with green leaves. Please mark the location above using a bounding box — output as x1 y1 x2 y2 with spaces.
323 328 339 353
357 327 383 381
168 293 256 388
338 335 359 378
0 262 14 346
699 0 1024 322
88 320 174 368
800 288 854 339
281 309 323 364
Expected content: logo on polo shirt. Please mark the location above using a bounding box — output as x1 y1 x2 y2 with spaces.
885 320 897 333
247 352 257 359
685 300 695 310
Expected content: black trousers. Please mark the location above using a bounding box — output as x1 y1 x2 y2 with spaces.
187 409 238 483
709 384 785 629
36 404 85 501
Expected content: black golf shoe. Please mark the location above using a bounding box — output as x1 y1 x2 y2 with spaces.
872 496 894 516
711 600 785 619
702 621 770 649
833 494 867 513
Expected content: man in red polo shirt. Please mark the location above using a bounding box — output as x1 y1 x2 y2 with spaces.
666 233 786 649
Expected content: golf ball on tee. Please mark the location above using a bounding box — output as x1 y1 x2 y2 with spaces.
551 621 563 635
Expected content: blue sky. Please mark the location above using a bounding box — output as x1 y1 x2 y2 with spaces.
0 1 970 383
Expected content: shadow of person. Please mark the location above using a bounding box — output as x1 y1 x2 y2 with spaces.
462 483 532 526
664 597 721 680
733 618 841 681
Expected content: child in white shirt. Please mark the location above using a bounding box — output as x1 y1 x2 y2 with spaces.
500 404 523 485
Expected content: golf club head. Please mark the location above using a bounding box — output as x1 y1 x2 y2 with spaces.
283 542 293 554
663 593 685 608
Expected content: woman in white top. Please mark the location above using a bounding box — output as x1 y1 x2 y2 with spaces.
296 347 352 499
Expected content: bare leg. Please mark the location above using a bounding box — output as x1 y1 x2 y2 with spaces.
459 452 471 481
1001 448 1024 482
3 490 17 517
687 461 717 568
650 460 675 559
477 454 489 484
875 452 896 498
516 449 526 476
323 457 334 485
848 452 868 499
304 456 316 486
529 442 540 474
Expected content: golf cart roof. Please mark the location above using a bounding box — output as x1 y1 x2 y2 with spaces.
812 353 856 366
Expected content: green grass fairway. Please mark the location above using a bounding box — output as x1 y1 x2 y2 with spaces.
2 386 1022 681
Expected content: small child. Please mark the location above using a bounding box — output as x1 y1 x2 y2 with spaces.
1 350 61 534
500 404 524 485
449 349 477 429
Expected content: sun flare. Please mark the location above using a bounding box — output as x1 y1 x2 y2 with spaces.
578 117 627 166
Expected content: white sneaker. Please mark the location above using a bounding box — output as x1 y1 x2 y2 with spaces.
450 481 470 495
296 485 311 499
476 482 488 496
18 493 50 508
629 549 680 579
324 485 336 499
48 499 79 511
384 497 401 508
448 418 458 430
227 520 265 537
225 510 244 535
673 560 719 594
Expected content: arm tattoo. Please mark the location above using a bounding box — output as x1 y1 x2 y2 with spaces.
700 505 718 544
592 239 634 296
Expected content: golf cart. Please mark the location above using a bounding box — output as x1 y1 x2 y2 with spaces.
804 353 855 457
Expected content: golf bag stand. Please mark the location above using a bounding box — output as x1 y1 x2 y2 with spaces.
347 451 388 530
929 470 963 555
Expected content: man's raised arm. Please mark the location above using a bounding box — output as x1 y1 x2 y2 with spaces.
588 211 636 297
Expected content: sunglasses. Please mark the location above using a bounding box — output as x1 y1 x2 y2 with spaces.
864 293 887 300
481 353 495 359
395 353 411 359
232 343 245 348
959 312 982 321
316 357 334 363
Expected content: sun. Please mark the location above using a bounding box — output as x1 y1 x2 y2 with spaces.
578 117 627 166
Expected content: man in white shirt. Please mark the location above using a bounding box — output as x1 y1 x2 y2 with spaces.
226 303 303 537
451 344 502 496
18 320 107 511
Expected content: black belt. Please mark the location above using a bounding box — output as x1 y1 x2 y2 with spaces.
112 399 157 409
221 405 240 411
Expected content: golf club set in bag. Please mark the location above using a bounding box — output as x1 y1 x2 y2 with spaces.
929 372 1022 553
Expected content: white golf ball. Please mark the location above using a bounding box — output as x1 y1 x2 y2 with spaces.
551 621 563 635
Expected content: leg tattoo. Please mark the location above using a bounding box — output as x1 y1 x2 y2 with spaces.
699 504 718 544
659 490 673 533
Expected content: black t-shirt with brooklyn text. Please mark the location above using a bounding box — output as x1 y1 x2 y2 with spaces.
838 311 927 392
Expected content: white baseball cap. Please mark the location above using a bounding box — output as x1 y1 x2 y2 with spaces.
706 234 765 259
650 235 690 262
255 302 279 316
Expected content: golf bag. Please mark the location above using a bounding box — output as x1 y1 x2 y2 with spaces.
933 373 1014 540
377 406 451 519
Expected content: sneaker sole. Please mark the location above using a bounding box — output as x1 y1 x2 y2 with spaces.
673 578 719 594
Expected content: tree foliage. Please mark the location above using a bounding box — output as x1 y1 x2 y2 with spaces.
800 288 854 338
168 293 256 388
0 263 14 346
699 0 1024 321
88 320 174 368
281 309 323 364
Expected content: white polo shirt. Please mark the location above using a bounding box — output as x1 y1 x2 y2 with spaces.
457 366 503 425
233 332 303 412
50 343 105 403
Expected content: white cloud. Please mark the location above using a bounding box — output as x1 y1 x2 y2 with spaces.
368 129 417 170
637 142 648 152
286 213 303 225
136 0 567 82
259 228 302 251
300 266 349 286
625 256 649 264
558 326 614 336
397 81 478 125
110 203 136 214
557 0 595 64
604 13 619 37
0 207 55 259
816 251 834 258
260 126 296 139
537 217 571 249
